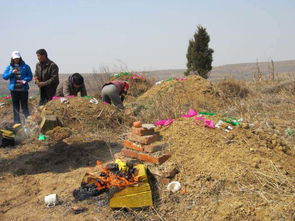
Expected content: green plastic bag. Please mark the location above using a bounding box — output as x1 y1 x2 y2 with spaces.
223 120 240 126
199 112 216 116
38 134 46 141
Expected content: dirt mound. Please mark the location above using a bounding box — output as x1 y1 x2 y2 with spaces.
110 72 154 98
42 97 133 132
46 126 72 141
129 75 222 122
156 117 295 220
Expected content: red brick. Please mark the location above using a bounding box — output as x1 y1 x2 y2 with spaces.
123 140 144 152
121 148 138 159
132 121 142 128
143 142 167 153
131 127 155 136
128 133 160 145
120 148 171 165
123 140 167 153
137 152 171 165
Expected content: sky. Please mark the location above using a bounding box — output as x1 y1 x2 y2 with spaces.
0 0 294 73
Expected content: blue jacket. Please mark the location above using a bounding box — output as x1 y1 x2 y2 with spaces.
2 61 33 91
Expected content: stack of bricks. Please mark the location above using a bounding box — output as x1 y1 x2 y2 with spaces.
120 121 171 165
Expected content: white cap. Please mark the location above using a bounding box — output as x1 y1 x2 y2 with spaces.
11 51 21 59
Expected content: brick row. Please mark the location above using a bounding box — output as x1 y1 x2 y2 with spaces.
123 140 167 153
121 148 171 165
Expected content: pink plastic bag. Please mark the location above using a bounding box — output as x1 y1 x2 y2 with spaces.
52 96 61 100
175 78 187 81
66 95 75 99
154 119 174 126
181 109 198 118
4 95 11 99
195 116 215 128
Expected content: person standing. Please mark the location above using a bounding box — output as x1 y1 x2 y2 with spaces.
56 73 87 97
34 49 59 105
2 51 33 124
101 80 129 109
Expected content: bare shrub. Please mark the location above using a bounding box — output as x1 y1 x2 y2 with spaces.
262 81 295 95
217 78 251 99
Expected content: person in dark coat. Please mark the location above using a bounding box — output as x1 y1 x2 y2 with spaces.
34 49 59 105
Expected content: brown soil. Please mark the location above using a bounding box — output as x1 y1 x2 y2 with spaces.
0 77 295 220
157 117 294 220
45 126 72 142
42 97 134 132
129 75 222 122
110 73 154 98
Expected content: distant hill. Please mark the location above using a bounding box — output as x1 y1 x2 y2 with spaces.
210 59 295 80
1 60 294 95
145 59 295 81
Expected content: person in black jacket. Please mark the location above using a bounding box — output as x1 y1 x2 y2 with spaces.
34 49 59 105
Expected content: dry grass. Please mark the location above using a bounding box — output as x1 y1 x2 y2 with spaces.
217 78 252 99
262 80 295 95
129 75 221 123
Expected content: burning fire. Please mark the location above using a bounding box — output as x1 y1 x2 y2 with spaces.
82 160 140 191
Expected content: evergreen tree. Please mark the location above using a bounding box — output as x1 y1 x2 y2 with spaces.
185 25 214 79
184 40 194 76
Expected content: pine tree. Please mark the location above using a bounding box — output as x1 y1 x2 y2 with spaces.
185 25 214 79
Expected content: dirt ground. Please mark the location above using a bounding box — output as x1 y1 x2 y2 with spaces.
0 77 295 220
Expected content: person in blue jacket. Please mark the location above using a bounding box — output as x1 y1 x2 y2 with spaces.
2 51 33 124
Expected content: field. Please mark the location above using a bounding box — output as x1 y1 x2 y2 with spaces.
0 71 294 220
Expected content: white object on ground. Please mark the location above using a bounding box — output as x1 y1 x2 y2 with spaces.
60 97 68 104
155 80 164 85
142 124 156 130
167 181 181 193
44 194 58 207
90 98 99 104
215 120 223 128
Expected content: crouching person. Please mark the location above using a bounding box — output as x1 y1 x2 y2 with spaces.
56 73 87 97
101 80 129 109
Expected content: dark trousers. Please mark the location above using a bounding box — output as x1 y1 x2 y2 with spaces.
39 87 52 106
10 91 29 124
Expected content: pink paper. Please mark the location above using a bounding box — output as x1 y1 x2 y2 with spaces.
154 119 174 126
195 116 215 128
204 119 215 128
52 96 61 100
131 74 145 80
181 109 198 118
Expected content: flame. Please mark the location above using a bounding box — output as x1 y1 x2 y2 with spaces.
82 160 140 191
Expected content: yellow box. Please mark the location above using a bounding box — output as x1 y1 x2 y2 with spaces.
109 164 153 208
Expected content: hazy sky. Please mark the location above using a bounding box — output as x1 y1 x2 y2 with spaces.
0 0 294 73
